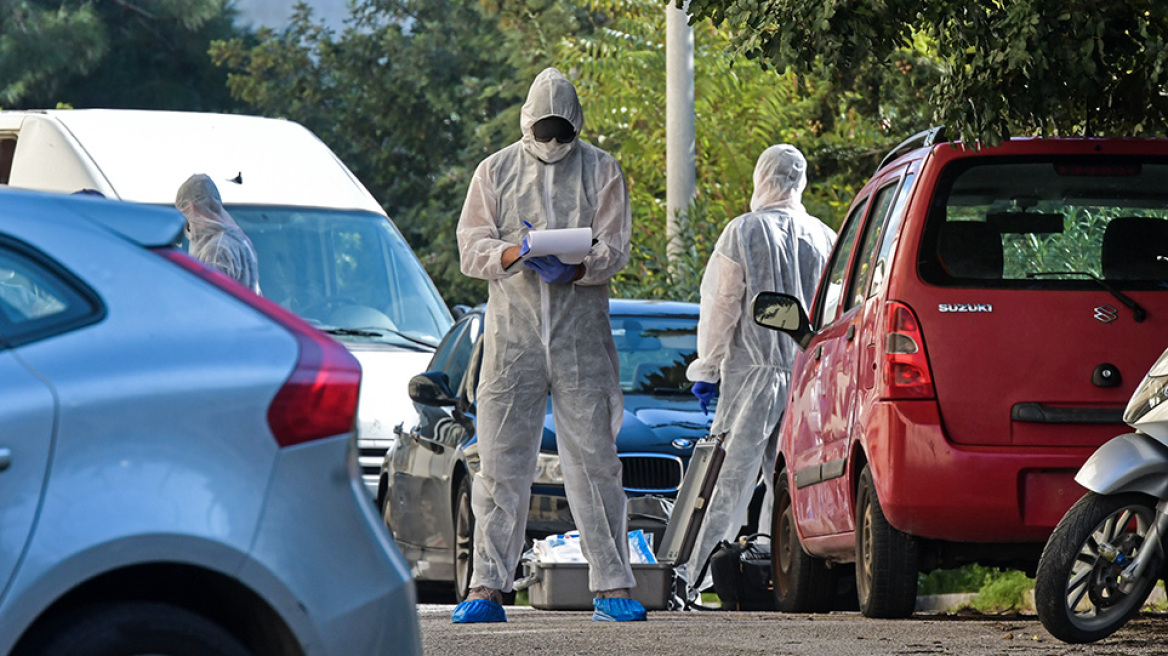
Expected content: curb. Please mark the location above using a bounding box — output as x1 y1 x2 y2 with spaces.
916 583 1168 614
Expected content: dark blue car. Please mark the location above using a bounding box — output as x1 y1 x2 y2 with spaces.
378 299 712 601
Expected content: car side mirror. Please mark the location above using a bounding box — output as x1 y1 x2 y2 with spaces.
408 371 458 407
752 291 814 350
450 304 471 321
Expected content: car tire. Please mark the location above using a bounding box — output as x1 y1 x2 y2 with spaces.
772 467 834 612
855 464 919 618
452 474 517 606
453 474 475 603
16 601 251 656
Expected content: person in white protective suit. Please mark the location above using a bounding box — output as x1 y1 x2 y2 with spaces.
452 67 645 624
175 174 261 294
685 144 836 594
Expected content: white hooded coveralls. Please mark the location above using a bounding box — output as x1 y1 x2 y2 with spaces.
175 174 261 294
457 68 636 593
684 145 836 588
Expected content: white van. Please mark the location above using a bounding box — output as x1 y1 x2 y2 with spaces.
0 109 453 497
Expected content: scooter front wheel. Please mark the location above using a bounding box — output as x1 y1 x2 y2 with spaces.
1035 491 1160 643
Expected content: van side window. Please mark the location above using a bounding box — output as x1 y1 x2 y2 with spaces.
814 199 867 326
0 138 14 184
845 180 899 310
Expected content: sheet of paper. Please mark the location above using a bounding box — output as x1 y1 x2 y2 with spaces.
525 227 593 264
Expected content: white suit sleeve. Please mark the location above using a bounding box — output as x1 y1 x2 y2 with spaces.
686 248 745 384
576 160 631 286
457 160 514 280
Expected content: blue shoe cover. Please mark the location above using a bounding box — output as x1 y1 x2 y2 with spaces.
451 599 507 623
592 597 647 622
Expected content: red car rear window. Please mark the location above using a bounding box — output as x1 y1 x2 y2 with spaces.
919 156 1168 290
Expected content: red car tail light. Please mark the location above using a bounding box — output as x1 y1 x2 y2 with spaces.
158 249 362 447
880 301 935 400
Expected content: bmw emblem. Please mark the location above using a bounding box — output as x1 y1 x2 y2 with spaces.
672 438 693 450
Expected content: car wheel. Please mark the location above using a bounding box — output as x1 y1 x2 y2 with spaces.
772 467 834 612
855 464 919 618
453 474 475 603
16 601 251 656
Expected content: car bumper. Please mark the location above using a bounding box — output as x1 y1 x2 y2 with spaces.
868 400 1094 542
243 435 421 656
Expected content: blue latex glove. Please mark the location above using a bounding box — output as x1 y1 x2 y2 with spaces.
520 235 532 257
692 381 717 415
525 255 579 284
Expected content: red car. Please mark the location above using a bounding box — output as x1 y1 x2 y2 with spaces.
754 129 1168 617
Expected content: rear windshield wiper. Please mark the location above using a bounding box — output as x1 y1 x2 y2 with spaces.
1027 271 1147 322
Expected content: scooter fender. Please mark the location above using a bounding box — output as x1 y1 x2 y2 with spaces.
1075 432 1168 499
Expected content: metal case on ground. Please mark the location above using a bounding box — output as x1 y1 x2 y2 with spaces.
523 562 674 611
520 434 726 611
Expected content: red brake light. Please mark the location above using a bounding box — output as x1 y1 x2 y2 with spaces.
158 249 362 446
880 301 935 400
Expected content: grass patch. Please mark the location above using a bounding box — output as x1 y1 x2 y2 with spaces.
919 564 1035 613
970 570 1034 613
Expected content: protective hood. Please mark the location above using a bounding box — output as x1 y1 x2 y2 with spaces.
749 144 808 213
520 68 585 164
175 173 261 293
176 173 246 238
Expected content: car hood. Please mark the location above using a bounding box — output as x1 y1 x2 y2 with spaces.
348 344 434 439
537 394 711 457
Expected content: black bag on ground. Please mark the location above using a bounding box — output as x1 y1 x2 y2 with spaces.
708 533 776 611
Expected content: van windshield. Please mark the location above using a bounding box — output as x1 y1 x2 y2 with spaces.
920 157 1168 290
229 207 452 348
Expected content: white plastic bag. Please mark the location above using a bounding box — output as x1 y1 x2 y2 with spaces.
531 529 657 564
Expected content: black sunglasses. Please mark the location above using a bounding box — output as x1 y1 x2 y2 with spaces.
534 133 575 144
533 117 576 144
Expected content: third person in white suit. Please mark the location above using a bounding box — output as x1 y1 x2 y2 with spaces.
685 144 836 595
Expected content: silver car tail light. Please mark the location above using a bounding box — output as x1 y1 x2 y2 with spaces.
157 248 362 446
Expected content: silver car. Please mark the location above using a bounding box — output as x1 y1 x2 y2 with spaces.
0 188 420 656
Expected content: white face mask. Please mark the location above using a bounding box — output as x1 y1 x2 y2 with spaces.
524 135 575 164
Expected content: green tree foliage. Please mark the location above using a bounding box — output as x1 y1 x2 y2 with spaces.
673 0 1168 145
211 0 595 307
214 0 917 306
559 0 918 299
1 0 244 111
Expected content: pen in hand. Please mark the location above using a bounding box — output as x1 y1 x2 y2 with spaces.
504 221 534 272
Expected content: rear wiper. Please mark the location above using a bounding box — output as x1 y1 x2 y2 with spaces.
1027 271 1147 322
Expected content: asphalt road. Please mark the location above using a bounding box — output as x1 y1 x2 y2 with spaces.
419 604 1168 655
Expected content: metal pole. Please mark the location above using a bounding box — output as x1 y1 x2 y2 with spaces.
666 1 695 266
